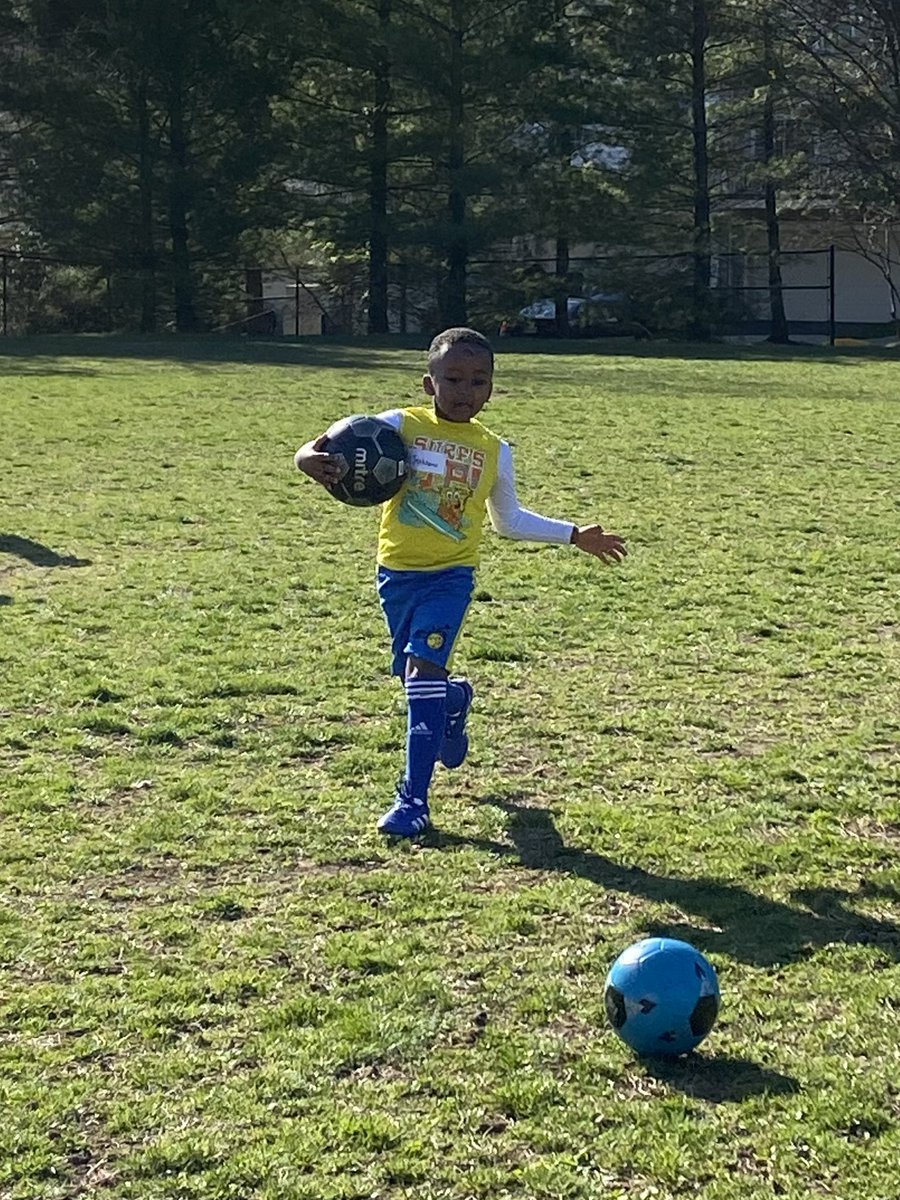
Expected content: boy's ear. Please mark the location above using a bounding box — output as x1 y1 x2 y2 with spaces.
423 373 436 396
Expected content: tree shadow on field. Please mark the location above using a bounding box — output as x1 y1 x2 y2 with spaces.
0 360 101 376
0 333 424 372
640 1054 799 1103
0 332 895 370
438 797 900 968
0 534 91 568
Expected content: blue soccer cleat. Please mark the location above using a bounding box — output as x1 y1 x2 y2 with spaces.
440 678 473 769
377 783 430 837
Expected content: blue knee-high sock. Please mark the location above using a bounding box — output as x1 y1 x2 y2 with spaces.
404 677 447 802
446 678 468 717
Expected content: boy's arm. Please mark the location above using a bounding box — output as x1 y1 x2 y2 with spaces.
570 523 627 565
487 442 626 564
486 442 575 544
294 434 343 487
295 412 403 490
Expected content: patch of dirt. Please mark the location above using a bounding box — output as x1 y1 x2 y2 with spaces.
614 1065 672 1101
76 854 389 906
864 743 899 761
842 816 900 844
542 1014 597 1043
695 738 777 758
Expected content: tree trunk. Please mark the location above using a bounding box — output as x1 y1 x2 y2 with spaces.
442 0 467 328
690 0 712 341
136 76 157 333
762 20 790 344
554 235 570 337
368 0 391 334
398 260 409 333
167 57 198 333
763 181 789 344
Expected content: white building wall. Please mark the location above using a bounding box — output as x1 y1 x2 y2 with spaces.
741 250 832 324
832 249 895 324
262 273 324 335
735 242 897 326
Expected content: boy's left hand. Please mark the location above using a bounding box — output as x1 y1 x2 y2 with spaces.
572 525 627 565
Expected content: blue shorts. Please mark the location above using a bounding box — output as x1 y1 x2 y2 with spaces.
377 565 475 677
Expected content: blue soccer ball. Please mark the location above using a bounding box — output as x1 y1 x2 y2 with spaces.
604 937 720 1057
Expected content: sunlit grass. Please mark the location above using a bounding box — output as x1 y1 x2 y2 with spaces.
1 335 899 1199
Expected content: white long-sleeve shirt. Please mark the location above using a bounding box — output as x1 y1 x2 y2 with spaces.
377 409 575 545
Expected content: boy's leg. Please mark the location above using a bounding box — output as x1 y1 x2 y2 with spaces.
375 654 447 837
377 655 447 836
440 676 474 769
376 566 473 835
402 656 448 803
446 678 470 714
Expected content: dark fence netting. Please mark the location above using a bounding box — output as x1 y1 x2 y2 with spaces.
3 244 891 343
468 247 841 343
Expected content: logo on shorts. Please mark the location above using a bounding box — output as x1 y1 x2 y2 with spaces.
426 631 445 650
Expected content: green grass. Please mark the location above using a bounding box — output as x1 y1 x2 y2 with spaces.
1 334 899 1199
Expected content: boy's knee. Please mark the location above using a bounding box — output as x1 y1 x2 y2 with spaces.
406 655 448 680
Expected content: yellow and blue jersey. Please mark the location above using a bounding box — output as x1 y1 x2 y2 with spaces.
377 405 502 571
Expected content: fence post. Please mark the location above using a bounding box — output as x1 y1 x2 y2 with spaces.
294 266 300 337
828 244 836 346
246 266 263 330
398 261 408 333
2 255 7 336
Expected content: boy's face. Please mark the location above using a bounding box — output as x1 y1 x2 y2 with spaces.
423 345 493 423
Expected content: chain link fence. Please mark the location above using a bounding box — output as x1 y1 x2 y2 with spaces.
2 244 893 342
0 253 346 338
468 247 841 343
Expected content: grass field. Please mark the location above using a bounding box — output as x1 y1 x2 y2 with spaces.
1 335 899 1200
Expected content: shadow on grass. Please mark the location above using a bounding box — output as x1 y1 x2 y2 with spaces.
0 534 91 568
0 333 421 372
0 332 895 370
0 595 12 606
0 361 102 376
438 797 900 968
640 1054 799 1102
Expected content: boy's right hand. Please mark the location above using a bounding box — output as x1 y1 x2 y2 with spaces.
295 434 344 488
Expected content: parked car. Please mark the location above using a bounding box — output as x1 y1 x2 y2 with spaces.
500 291 651 339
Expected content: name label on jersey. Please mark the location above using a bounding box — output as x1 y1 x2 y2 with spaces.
408 447 447 476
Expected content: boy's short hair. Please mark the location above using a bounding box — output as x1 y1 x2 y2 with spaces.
427 327 494 371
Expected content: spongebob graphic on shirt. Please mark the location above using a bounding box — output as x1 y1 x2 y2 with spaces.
400 437 484 541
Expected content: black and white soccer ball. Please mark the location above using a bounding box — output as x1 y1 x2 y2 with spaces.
321 414 408 507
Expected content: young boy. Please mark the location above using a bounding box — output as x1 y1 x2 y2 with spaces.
295 327 626 837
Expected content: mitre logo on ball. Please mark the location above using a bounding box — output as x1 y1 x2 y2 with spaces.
321 415 408 507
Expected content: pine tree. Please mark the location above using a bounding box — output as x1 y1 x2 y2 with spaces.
504 1 630 336
598 0 753 337
781 0 900 329
1 0 287 330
